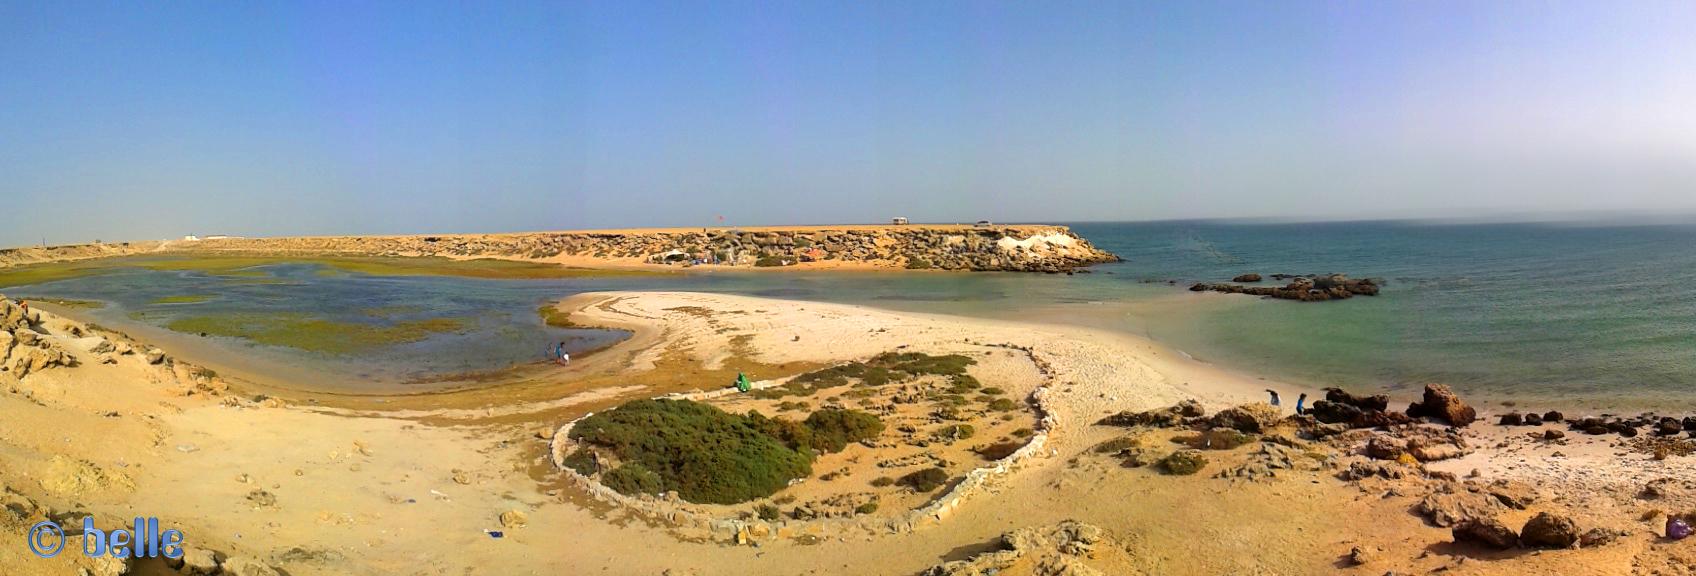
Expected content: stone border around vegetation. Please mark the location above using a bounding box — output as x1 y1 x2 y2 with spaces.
548 345 1059 544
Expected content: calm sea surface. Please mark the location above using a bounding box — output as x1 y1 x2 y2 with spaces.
8 221 1694 406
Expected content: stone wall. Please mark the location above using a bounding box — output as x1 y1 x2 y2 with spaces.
548 348 1061 543
182 225 1120 272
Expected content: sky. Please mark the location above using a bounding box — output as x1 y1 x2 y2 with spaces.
3 1 1695 246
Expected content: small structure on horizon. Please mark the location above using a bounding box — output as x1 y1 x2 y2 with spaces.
974 220 993 228
891 217 909 225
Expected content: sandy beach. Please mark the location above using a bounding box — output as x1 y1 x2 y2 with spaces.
2 291 1693 575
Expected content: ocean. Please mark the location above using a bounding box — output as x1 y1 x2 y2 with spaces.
9 220 1694 407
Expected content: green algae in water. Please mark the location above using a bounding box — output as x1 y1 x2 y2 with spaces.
32 298 107 309
537 303 577 327
164 312 472 354
152 295 216 305
137 254 663 280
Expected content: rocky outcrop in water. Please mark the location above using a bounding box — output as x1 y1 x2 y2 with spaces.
181 225 1121 273
1189 273 1379 301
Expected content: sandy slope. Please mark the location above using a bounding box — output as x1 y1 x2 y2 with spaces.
1 292 1690 575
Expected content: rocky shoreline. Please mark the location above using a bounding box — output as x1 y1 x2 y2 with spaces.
169 225 1121 273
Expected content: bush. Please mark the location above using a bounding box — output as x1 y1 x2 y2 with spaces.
987 398 1017 412
570 399 813 504
560 449 597 476
899 468 951 492
1160 450 1209 475
947 374 981 393
870 352 974 376
790 362 895 389
905 256 932 270
932 424 975 442
981 387 1005 395
801 409 885 453
755 256 791 267
1011 427 1034 438
756 503 781 521
602 463 664 495
870 476 895 487
855 502 879 514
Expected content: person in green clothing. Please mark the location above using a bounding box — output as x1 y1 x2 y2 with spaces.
735 372 751 392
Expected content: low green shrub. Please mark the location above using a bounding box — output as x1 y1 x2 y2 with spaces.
570 399 813 504
801 409 885 453
899 468 951 492
560 449 597 476
602 463 664 495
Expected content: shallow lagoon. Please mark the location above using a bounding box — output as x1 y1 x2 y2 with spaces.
8 221 1696 406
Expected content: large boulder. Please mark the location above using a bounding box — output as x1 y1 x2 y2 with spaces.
1324 387 1389 412
1232 273 1262 283
1208 402 1282 433
1453 517 1519 549
1417 491 1501 527
1406 384 1476 427
1520 512 1580 549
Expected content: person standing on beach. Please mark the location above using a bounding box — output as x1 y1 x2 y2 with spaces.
1264 389 1280 407
1294 393 1308 415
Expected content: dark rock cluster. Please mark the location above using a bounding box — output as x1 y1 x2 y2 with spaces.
1189 273 1380 301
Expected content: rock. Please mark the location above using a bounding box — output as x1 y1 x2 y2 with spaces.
1406 384 1476 427
1208 402 1282 433
1485 480 1538 509
1685 416 1696 432
1160 450 1208 475
1409 442 1465 462
1543 410 1564 423
89 338 115 354
1520 512 1580 549
1232 273 1262 283
144 348 166 365
1365 436 1407 460
179 547 221 575
1347 546 1375 566
1417 492 1500 527
1098 400 1204 428
1657 418 1684 436
1579 527 1627 547
1522 412 1543 426
499 509 528 528
1543 429 1566 441
221 556 282 576
1498 413 1523 426
1453 517 1519 549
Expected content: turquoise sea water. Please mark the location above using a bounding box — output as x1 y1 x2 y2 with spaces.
7 221 1694 405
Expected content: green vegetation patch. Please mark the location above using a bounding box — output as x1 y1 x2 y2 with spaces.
898 468 951 492
31 298 107 309
770 351 977 399
163 312 469 354
152 294 215 305
0 260 121 288
536 303 577 328
570 399 884 504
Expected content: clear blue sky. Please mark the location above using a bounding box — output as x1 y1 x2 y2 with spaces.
4 1 1694 246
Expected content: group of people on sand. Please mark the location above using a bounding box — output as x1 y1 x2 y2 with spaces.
1265 389 1308 414
552 341 570 366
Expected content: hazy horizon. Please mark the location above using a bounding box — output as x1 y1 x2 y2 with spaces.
5 1 1695 247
